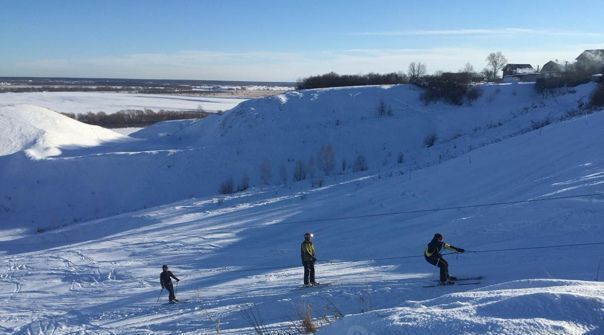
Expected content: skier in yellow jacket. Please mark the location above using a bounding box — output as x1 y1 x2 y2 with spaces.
301 232 318 286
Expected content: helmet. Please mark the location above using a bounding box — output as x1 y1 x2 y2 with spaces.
434 233 443 240
304 232 313 239
162 264 168 270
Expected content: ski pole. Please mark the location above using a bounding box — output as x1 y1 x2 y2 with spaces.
156 288 164 303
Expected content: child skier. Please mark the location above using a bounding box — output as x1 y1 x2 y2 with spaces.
160 264 180 303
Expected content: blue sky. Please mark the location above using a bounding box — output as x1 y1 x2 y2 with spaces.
1 0 603 81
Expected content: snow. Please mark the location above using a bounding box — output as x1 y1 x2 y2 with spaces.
1 83 597 230
0 91 245 114
0 104 126 158
0 83 603 334
320 280 604 334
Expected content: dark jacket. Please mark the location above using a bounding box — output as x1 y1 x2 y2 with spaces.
424 238 463 259
160 270 179 288
301 240 315 263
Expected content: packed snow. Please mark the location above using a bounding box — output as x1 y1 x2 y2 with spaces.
0 83 603 334
320 280 604 334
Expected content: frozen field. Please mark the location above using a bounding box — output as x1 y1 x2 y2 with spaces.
0 91 246 114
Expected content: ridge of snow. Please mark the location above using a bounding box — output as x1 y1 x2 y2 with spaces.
0 104 126 158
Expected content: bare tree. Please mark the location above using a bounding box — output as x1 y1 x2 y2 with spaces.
318 144 335 175
238 174 249 192
259 160 271 185
485 52 507 81
279 164 288 185
219 178 235 194
293 160 307 181
353 155 368 172
408 62 427 81
460 62 475 74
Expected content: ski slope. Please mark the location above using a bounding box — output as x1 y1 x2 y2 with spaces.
0 83 603 334
0 83 597 231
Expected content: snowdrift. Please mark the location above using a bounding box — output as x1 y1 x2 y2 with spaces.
319 280 604 335
0 104 125 158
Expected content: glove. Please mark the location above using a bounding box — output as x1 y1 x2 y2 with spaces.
457 248 465 253
176 279 180 282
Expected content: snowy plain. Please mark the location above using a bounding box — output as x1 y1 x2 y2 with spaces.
0 91 245 114
0 83 603 334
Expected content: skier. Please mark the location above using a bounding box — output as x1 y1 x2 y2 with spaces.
424 233 464 285
160 264 180 303
301 232 318 286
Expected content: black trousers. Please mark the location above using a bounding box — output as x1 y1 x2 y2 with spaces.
303 261 315 285
165 283 176 301
426 256 449 282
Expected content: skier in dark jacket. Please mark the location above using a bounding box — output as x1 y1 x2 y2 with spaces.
424 233 464 284
160 265 180 303
301 232 317 286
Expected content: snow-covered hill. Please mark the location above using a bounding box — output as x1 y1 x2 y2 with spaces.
0 104 125 158
0 83 598 231
0 84 603 334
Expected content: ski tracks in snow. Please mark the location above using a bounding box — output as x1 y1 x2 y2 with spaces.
1 259 26 296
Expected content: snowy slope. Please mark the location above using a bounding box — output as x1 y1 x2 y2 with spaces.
320 280 604 335
0 83 598 231
0 104 126 158
0 93 603 334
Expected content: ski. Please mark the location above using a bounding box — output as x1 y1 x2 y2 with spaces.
433 276 483 282
297 282 332 289
423 281 481 288
167 299 189 304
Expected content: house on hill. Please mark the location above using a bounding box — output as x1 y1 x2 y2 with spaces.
541 61 562 74
576 49 604 72
502 64 537 82
539 60 570 79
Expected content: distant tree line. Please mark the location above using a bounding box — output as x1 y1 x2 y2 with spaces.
296 72 408 89
61 109 210 128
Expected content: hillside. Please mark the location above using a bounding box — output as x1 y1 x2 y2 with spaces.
0 83 598 231
0 97 602 333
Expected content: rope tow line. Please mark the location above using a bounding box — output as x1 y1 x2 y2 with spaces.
199 241 604 275
278 192 604 226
